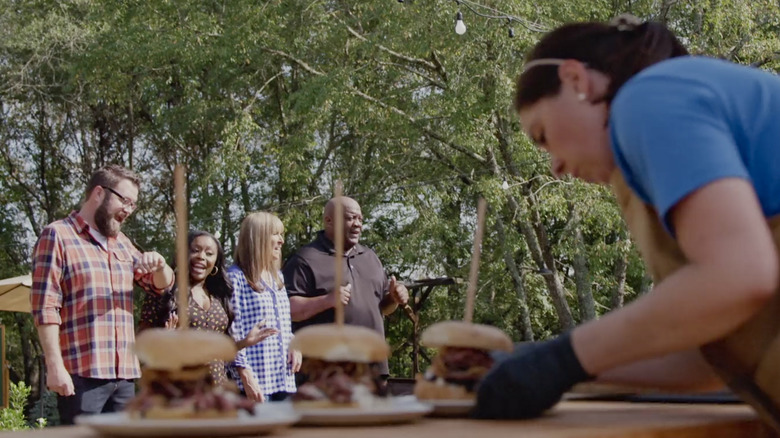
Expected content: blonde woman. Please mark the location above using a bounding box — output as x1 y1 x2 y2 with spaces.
229 212 301 402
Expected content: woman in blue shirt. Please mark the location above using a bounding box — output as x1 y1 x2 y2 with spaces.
473 15 780 431
230 212 301 402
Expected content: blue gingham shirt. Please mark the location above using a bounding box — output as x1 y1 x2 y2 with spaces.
228 265 296 395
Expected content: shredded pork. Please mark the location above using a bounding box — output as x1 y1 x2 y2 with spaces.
293 359 385 403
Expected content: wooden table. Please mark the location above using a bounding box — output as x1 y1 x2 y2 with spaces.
3 401 776 438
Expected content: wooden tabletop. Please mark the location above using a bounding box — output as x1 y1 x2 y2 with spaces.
3 401 776 438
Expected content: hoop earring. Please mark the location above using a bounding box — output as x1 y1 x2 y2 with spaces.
210 267 219 276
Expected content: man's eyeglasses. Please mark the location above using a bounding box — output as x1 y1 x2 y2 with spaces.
101 185 137 211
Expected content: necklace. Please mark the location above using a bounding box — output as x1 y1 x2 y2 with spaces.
191 285 211 311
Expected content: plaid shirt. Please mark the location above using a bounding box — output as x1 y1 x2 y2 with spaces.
229 265 296 395
31 211 169 379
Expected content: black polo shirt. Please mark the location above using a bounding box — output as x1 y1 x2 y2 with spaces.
283 231 390 373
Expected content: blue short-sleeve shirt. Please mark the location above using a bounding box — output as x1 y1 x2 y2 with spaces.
610 56 780 234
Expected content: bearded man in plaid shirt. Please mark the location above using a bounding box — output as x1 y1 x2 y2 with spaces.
31 164 174 424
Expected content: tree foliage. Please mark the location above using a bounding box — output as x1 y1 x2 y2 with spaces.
1 0 778 390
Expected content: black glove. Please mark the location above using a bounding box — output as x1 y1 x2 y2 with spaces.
472 331 592 419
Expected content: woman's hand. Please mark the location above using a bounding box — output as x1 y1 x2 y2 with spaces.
164 312 179 330
238 368 266 403
472 333 591 419
288 349 302 373
236 320 279 349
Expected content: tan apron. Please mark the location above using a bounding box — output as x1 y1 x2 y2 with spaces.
610 171 780 434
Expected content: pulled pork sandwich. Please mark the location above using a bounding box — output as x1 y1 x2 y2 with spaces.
126 329 255 419
291 324 390 408
415 321 512 401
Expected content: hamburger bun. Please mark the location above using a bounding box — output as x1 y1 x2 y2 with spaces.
134 329 237 370
140 405 238 419
140 365 211 384
420 321 512 352
290 324 389 363
413 375 475 401
291 399 360 409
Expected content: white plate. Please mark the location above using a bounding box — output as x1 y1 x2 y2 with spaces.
294 396 433 426
424 399 475 416
75 403 300 437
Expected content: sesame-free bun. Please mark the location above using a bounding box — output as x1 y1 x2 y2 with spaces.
134 329 237 370
136 405 238 420
420 321 512 352
413 375 475 401
290 324 389 363
291 399 360 409
140 366 211 384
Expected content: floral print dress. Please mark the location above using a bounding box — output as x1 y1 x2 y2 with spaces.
139 291 230 386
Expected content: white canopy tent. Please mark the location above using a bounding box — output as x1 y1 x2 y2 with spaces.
0 274 32 313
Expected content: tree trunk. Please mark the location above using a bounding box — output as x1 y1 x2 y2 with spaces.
640 273 653 295
240 177 251 213
611 248 628 309
491 120 574 331
495 216 534 341
567 204 596 321
524 188 575 330
14 314 39 396
128 99 135 169
220 177 231 250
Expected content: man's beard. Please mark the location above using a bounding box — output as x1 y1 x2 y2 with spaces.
94 199 120 237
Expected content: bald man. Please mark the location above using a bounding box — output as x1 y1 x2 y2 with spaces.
282 196 408 377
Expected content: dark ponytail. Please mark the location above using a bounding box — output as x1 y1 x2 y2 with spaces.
514 17 688 111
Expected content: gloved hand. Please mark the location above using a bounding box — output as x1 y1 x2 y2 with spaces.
489 341 539 363
472 331 592 419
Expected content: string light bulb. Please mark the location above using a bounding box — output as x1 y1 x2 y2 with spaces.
400 1 548 39
455 11 467 35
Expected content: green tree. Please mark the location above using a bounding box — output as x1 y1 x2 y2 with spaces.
1 0 778 386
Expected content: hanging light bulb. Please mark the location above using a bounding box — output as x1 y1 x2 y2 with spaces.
455 11 467 35
502 180 510 190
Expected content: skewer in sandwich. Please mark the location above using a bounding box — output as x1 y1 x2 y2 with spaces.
291 324 390 408
415 321 512 401
126 329 255 418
